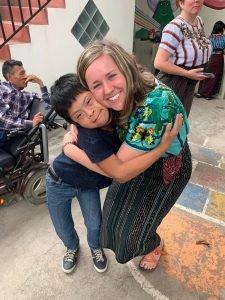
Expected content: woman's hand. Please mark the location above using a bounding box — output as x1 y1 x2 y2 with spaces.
186 68 209 81
160 114 183 150
63 131 76 145
70 124 79 143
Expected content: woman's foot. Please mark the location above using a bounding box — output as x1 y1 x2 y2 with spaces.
195 93 202 98
139 240 165 272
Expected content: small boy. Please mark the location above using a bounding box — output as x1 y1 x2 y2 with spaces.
47 73 121 274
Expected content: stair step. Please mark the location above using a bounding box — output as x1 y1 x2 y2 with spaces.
0 0 65 8
0 43 11 60
0 0 66 61
0 6 48 24
0 22 30 42
0 37 30 61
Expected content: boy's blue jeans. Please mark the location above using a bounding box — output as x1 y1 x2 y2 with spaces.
46 171 102 250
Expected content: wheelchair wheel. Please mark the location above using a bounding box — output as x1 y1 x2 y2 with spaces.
23 167 48 205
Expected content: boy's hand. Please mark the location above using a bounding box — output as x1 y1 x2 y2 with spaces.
160 114 183 150
32 112 43 127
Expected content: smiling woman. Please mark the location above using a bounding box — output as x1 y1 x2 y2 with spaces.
62 39 194 271
84 54 128 112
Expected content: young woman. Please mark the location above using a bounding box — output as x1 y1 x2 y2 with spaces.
64 39 192 271
154 0 212 116
197 20 225 99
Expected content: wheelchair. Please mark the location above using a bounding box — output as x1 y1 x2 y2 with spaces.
0 100 67 206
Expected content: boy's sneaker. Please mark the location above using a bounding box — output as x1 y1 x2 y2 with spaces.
62 248 79 273
91 248 108 273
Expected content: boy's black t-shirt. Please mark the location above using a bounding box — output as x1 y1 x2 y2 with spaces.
53 127 121 189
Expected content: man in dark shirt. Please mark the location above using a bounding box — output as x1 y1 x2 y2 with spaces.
0 59 50 146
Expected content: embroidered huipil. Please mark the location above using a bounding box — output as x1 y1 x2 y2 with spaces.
0 81 50 131
159 15 212 67
209 34 225 51
117 80 189 157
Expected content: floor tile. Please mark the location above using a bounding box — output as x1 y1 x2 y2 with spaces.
191 163 225 194
177 183 208 212
206 192 225 222
189 143 222 166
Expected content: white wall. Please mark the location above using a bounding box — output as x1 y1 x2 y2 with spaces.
200 6 225 36
0 0 135 93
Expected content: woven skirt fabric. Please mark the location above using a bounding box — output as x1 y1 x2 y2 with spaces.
100 143 192 264
157 68 199 117
198 54 224 97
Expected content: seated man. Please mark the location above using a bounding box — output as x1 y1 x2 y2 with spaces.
0 59 50 147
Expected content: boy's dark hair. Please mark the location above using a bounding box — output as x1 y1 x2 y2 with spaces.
2 59 23 80
50 73 88 124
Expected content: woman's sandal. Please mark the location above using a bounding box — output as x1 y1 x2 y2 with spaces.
139 240 166 272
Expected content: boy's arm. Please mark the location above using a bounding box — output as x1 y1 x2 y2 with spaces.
64 114 183 182
63 132 110 177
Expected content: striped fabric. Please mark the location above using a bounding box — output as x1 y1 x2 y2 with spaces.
198 53 224 97
100 143 192 264
159 15 212 67
197 34 225 97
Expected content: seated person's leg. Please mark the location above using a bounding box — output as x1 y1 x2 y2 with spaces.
0 130 7 147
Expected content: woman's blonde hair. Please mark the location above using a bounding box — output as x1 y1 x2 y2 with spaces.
77 39 156 129
176 0 184 8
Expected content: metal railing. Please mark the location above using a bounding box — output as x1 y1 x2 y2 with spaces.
0 0 52 48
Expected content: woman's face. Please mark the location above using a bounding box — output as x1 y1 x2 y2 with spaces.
85 54 127 111
180 0 203 15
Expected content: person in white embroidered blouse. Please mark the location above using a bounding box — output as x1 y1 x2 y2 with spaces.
154 0 212 116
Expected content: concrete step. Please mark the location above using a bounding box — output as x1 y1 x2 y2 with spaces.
0 22 30 42
0 0 65 8
0 38 29 60
0 0 65 62
0 41 11 60
0 6 48 24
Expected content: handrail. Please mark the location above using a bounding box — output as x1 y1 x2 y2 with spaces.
0 0 52 49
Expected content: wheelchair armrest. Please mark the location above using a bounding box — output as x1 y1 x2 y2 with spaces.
39 124 49 163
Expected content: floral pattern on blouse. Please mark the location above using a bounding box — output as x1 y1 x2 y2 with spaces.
117 81 190 156
180 22 211 50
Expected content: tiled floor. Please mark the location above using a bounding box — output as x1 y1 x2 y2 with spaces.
177 142 225 223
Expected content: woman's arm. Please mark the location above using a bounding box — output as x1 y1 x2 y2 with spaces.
154 48 207 81
64 114 183 183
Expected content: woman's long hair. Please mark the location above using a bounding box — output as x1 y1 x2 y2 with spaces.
77 39 156 129
211 21 225 35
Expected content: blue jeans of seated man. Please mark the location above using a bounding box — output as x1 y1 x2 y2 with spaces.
46 172 102 250
0 130 7 147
